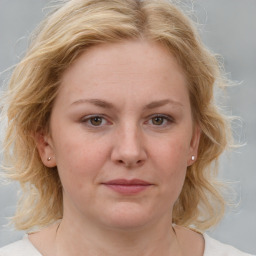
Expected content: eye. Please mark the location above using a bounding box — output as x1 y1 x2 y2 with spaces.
81 115 108 127
90 116 104 126
151 116 165 125
147 114 174 127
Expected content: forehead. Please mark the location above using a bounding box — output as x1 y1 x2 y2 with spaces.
57 39 189 109
63 39 185 78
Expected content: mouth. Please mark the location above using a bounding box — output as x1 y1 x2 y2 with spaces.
101 179 153 195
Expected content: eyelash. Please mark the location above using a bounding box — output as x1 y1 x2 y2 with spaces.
80 114 174 128
146 114 174 127
81 115 109 127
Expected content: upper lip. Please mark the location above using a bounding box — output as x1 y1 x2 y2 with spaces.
102 179 152 185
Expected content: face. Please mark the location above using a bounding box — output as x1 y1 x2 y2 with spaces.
37 40 200 231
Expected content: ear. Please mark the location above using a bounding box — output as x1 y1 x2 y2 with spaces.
187 125 201 166
34 131 56 168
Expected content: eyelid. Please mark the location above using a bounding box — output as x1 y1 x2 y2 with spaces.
79 113 174 127
81 114 111 127
149 113 174 120
146 114 175 125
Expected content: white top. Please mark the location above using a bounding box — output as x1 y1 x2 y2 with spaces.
0 234 254 256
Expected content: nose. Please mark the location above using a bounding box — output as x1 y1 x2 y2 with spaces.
111 124 147 168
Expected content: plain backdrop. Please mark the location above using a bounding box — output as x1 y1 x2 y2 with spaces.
0 0 255 254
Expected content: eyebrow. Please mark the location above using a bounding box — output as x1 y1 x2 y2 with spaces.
144 99 183 109
71 98 183 109
71 99 114 109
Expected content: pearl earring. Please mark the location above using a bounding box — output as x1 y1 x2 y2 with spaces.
47 157 51 161
191 155 195 161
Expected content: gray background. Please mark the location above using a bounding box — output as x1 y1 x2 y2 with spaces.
0 0 255 254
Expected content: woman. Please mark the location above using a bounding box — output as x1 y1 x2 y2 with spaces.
0 0 254 255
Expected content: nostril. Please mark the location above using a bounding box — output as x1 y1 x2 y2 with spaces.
115 158 145 168
118 160 124 164
111 143 147 167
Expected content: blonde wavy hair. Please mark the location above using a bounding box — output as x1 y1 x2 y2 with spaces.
1 0 232 231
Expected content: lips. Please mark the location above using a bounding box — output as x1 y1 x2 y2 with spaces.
104 179 151 186
102 179 152 195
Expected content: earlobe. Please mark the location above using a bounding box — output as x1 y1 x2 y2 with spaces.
187 125 201 166
34 132 56 167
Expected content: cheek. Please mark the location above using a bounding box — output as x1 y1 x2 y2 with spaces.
53 133 108 192
150 135 190 193
152 133 190 168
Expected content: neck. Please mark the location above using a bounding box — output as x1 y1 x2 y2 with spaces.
54 214 182 256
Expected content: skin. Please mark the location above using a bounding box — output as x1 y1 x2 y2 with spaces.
34 39 203 256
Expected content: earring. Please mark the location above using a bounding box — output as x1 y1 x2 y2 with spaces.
191 155 195 161
47 157 51 161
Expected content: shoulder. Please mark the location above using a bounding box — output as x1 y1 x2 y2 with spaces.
203 233 255 256
0 236 41 256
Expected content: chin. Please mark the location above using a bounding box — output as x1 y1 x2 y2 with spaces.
97 202 155 231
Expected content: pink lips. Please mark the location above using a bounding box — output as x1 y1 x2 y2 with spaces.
102 179 152 195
